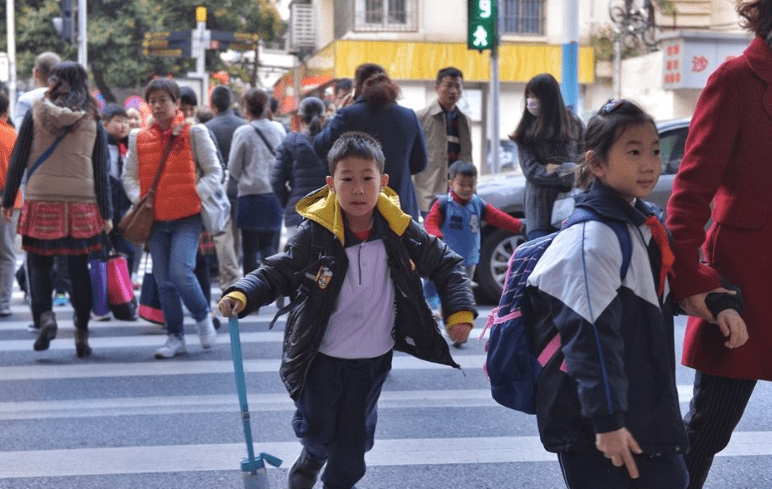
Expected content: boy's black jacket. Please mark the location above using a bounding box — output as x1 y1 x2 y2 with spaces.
225 186 477 399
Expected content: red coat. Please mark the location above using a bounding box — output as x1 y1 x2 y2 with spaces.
667 36 772 380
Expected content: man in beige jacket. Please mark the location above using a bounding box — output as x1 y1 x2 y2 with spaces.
413 67 473 217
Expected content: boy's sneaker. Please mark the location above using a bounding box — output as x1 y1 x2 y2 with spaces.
90 311 111 321
154 334 187 359
53 293 68 306
196 316 217 349
287 448 325 489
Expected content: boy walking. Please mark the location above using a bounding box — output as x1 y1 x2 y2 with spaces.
423 161 522 344
218 132 476 489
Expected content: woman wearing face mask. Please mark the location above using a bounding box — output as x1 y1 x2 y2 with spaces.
511 73 583 240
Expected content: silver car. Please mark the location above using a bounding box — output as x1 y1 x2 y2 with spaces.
474 118 691 302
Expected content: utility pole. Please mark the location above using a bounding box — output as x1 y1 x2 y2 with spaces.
78 0 86 67
562 0 579 111
6 0 15 118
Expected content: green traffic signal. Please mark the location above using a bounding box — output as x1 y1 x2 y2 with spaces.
467 0 497 51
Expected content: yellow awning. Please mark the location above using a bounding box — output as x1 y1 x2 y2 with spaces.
274 39 595 114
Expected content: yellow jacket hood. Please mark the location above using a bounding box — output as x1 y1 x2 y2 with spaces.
295 185 412 245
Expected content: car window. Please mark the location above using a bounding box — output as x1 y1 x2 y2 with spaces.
658 127 689 175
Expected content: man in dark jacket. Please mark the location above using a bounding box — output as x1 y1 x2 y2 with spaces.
205 86 246 290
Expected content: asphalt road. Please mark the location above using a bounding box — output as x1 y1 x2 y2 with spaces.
0 278 771 489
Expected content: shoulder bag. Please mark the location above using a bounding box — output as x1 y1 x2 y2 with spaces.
190 126 231 235
119 134 176 244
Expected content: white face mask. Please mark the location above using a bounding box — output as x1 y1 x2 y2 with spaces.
526 97 540 117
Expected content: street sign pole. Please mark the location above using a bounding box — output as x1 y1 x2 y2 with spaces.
78 0 87 67
6 0 15 119
189 6 210 105
561 0 579 112
467 0 500 173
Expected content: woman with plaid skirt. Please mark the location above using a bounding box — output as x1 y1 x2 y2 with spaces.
2 61 112 357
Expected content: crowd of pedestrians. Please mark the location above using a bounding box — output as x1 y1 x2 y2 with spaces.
2 5 770 485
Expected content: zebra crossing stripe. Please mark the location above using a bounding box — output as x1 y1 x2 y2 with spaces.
1 431 770 479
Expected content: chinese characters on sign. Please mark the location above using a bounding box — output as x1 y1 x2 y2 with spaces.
661 34 751 90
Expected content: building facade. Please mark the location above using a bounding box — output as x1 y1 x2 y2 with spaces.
274 0 749 173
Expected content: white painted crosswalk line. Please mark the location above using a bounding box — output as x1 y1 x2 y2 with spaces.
1 432 770 479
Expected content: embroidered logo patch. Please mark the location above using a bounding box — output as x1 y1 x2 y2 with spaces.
315 266 333 289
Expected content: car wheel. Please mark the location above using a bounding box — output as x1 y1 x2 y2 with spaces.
476 228 525 303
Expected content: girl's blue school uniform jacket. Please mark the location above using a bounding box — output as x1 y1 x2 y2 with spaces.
526 182 688 454
224 186 477 400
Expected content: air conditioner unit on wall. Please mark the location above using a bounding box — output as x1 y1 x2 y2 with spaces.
290 3 316 50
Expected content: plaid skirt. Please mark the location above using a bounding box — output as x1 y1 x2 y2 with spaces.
17 201 104 256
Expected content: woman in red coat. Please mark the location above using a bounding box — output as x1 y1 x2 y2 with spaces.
666 2 770 488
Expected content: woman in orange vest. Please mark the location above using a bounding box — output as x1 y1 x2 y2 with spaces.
1 61 112 357
123 79 222 359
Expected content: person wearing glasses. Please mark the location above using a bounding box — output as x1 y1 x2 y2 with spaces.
511 73 584 240
413 67 473 218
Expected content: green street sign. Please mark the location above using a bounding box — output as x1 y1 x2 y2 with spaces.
468 0 497 51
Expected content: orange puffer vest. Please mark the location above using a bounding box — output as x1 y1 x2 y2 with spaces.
136 122 201 222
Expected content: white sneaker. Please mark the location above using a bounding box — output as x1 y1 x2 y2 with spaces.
196 316 217 349
154 334 187 359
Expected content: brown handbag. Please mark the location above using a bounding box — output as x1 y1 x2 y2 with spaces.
119 135 176 243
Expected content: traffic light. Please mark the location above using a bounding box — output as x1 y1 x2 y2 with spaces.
468 0 497 51
52 0 75 44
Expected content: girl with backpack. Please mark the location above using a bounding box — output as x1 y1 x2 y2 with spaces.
525 100 745 488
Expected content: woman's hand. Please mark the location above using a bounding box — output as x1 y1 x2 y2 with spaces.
595 428 642 479
545 163 560 174
103 219 113 235
2 208 13 222
679 287 737 322
716 309 749 349
218 296 245 317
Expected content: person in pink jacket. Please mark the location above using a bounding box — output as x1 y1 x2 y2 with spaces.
666 2 768 488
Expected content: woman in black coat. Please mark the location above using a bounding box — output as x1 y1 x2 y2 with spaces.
314 63 427 221
271 96 328 240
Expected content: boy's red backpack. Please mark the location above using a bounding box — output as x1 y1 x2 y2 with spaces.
480 207 632 414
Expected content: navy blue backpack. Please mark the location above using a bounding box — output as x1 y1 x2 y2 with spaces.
481 207 633 414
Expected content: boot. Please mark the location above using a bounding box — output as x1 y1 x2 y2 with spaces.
287 448 325 489
33 311 57 351
74 329 92 358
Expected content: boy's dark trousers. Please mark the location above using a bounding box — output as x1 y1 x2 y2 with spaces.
292 350 392 489
558 448 689 489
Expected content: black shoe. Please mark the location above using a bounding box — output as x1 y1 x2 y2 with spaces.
287 449 325 489
33 311 57 351
212 316 221 330
74 329 92 358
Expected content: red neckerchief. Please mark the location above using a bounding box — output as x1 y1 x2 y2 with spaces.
644 215 675 297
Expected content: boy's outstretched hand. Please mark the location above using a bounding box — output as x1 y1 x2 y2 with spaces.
596 427 642 479
716 309 749 349
448 323 473 344
218 296 245 317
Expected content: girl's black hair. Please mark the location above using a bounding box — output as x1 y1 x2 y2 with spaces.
576 99 656 189
510 73 571 144
47 61 100 119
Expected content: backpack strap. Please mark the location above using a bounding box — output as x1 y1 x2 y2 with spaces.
563 207 632 281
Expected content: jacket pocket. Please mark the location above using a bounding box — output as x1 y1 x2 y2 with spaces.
712 195 769 230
